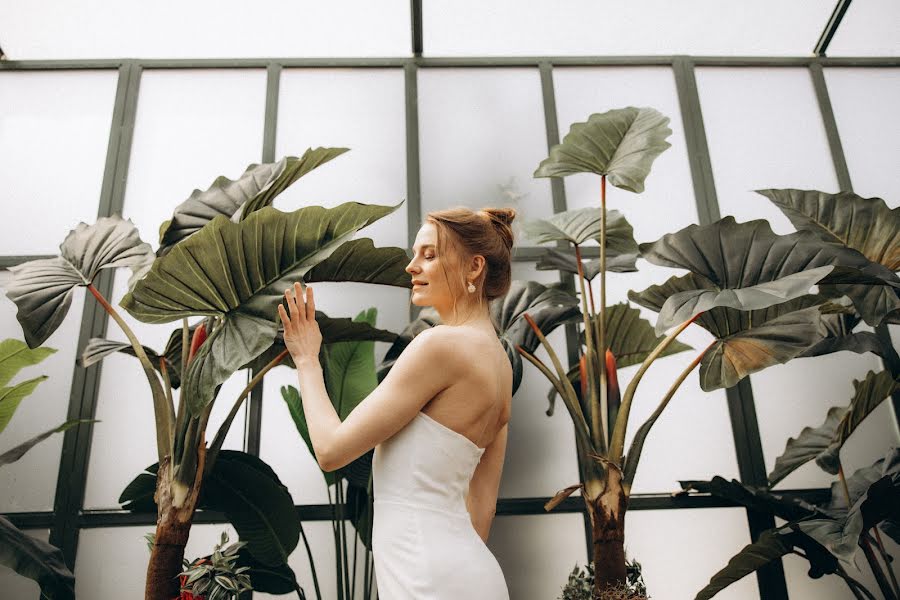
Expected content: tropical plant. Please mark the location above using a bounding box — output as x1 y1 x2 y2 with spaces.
0 338 95 599
559 559 648 600
177 531 254 600
4 147 413 600
512 106 900 597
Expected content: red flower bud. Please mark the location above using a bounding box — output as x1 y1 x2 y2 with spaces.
188 323 208 364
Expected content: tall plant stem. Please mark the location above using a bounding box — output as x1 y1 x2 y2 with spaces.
609 313 699 464
873 527 900 597
298 519 323 600
832 561 877 600
87 283 171 463
598 175 609 448
206 349 289 469
573 244 603 452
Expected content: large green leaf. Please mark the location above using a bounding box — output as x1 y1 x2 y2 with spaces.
234 546 303 595
639 217 900 327
629 273 831 391
6 216 154 347
0 420 96 467
770 371 899 485
0 339 56 388
0 516 75 599
534 107 672 193
304 238 411 288
535 247 637 278
521 208 640 257
158 148 349 255
119 451 299 567
122 202 402 413
0 376 48 435
679 477 828 523
757 189 900 271
600 303 693 368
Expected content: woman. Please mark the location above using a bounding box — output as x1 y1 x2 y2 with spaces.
277 206 516 599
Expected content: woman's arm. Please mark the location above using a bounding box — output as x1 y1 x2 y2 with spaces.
279 283 459 472
466 423 508 543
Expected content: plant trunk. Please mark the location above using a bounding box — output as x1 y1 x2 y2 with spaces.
585 468 628 597
145 443 206 600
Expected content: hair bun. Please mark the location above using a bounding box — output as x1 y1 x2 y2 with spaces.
482 207 517 227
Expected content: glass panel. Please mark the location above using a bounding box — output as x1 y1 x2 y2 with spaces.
122 68 267 249
488 513 588 600
0 271 85 512
0 70 117 255
425 1 832 57
824 68 900 204
2 2 410 60
827 0 900 57
696 67 840 233
418 68 555 231
754 351 895 490
75 523 239 598
275 68 408 249
553 67 698 242
0 529 49 595
627 507 757 599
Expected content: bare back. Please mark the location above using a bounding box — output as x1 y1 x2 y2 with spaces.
419 325 512 449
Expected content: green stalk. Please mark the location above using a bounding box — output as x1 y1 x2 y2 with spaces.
298 519 323 600
598 175 609 451
831 561 876 600
609 313 699 464
88 283 172 463
572 246 603 453
872 528 900 598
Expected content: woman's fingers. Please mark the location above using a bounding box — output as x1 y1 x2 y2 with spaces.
293 282 306 322
305 285 315 321
277 303 290 328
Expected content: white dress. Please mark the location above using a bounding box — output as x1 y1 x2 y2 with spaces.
371 411 509 599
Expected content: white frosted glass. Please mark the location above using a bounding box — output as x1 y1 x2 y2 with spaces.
501 264 580 498
275 69 408 249
696 67 840 233
0 271 85 512
0 70 117 255
754 351 896 490
553 67 698 243
75 523 239 599
487 513 588 600
418 68 555 230
425 1 832 57
2 1 410 60
827 0 900 57
627 508 757 599
586 263 739 494
85 274 247 509
0 529 48 595
121 69 267 251
824 68 900 204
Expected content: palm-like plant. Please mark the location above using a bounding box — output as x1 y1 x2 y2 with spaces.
518 107 900 597
4 148 413 599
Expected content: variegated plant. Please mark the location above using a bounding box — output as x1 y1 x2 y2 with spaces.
4 147 411 600
517 107 900 598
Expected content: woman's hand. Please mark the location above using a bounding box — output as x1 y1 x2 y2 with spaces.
277 282 322 367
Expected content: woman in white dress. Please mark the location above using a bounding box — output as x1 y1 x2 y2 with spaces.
277 206 516 599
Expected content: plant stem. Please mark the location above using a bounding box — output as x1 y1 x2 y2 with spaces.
833 561 876 600
87 283 171 463
608 313 699 464
873 527 900 598
159 358 175 431
598 175 609 451
298 519 323 600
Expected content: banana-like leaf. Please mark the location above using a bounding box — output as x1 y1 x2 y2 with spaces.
123 202 402 413
119 450 299 567
630 273 831 391
757 189 900 271
0 419 96 466
639 217 900 327
0 516 75 599
6 217 154 348
158 148 349 255
0 376 48 435
534 107 672 193
768 371 899 485
521 208 640 258
0 339 56 388
535 247 637 278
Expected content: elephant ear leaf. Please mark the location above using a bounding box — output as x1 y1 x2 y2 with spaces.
0 516 75 600
522 208 639 254
534 106 672 193
6 216 153 348
157 147 349 254
599 303 692 368
757 189 900 271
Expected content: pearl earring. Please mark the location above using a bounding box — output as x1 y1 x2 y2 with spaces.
467 281 476 293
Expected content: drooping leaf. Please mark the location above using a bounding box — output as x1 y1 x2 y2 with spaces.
521 208 640 259
823 447 899 518
304 238 412 288
0 516 75 599
799 308 884 359
158 148 349 254
6 216 153 347
679 477 828 523
122 202 402 413
757 189 900 270
639 217 900 327
0 420 96 467
535 247 637 278
534 107 672 193
0 339 56 388
0 376 48 435
234 546 303 595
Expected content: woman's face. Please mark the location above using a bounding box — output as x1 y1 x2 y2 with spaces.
406 222 458 308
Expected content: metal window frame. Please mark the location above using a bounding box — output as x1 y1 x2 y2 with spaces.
1 50 898 600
